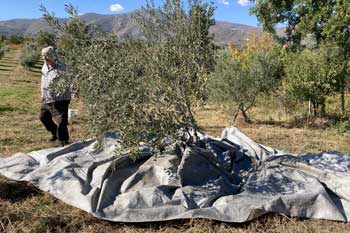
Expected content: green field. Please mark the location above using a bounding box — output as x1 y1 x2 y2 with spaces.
0 46 349 232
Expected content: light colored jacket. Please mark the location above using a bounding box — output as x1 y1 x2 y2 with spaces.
41 61 71 103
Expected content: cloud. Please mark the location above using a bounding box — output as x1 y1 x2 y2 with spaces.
110 3 124 12
219 0 230 5
237 0 250 6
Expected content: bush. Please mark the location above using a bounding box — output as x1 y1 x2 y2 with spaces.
0 44 4 59
36 31 56 47
0 41 7 59
333 120 350 134
0 34 5 43
20 43 40 68
7 34 24 44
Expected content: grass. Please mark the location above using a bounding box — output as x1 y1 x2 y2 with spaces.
0 45 349 232
195 105 349 155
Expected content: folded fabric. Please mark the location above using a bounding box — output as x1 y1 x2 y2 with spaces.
0 127 349 222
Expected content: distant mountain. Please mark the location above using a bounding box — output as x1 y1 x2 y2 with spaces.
0 12 263 46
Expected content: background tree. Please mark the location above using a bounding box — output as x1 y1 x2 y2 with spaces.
0 34 5 43
7 34 23 44
0 34 6 59
284 44 342 117
0 42 5 59
251 0 350 116
41 0 216 156
209 49 252 122
209 34 282 122
36 31 57 47
20 41 40 69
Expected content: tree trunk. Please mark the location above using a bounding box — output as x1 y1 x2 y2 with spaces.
312 102 318 117
242 110 248 122
307 100 312 124
233 111 239 123
341 89 345 116
320 101 326 117
241 107 250 123
340 44 348 116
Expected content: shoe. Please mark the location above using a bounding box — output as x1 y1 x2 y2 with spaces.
48 135 57 142
60 140 70 147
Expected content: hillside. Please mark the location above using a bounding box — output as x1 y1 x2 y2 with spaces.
0 12 262 46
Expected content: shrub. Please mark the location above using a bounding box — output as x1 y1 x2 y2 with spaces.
0 49 4 59
333 120 350 134
209 44 282 122
20 43 40 68
7 34 24 44
36 31 57 47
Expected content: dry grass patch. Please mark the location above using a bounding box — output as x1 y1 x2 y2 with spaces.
195 105 349 154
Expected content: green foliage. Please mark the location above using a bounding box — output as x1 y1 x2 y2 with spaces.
209 50 251 121
251 1 350 48
40 4 90 51
20 42 40 69
7 34 24 44
0 34 5 43
0 49 4 59
19 31 56 69
209 47 282 122
41 0 216 156
251 0 350 116
18 31 57 70
284 45 343 116
36 31 57 47
134 0 216 132
0 42 5 59
332 120 350 134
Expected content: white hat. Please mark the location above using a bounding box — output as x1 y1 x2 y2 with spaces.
41 46 57 61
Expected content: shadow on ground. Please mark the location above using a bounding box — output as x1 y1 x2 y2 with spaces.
254 119 295 129
0 68 12 72
0 179 40 202
0 105 16 112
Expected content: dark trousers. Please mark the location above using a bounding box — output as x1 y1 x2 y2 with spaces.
39 101 70 142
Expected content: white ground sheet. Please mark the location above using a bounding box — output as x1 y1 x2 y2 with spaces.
0 127 349 222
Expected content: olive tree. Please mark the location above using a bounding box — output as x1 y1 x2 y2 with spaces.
7 35 23 44
20 42 40 69
36 31 57 47
20 31 57 69
209 33 282 122
210 48 282 122
284 45 343 117
0 35 6 59
41 0 215 156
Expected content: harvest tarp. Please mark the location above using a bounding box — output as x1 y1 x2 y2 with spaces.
0 127 349 222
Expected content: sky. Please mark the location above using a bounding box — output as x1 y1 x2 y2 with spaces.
0 0 259 26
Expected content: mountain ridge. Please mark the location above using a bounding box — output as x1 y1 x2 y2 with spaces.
0 12 263 46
